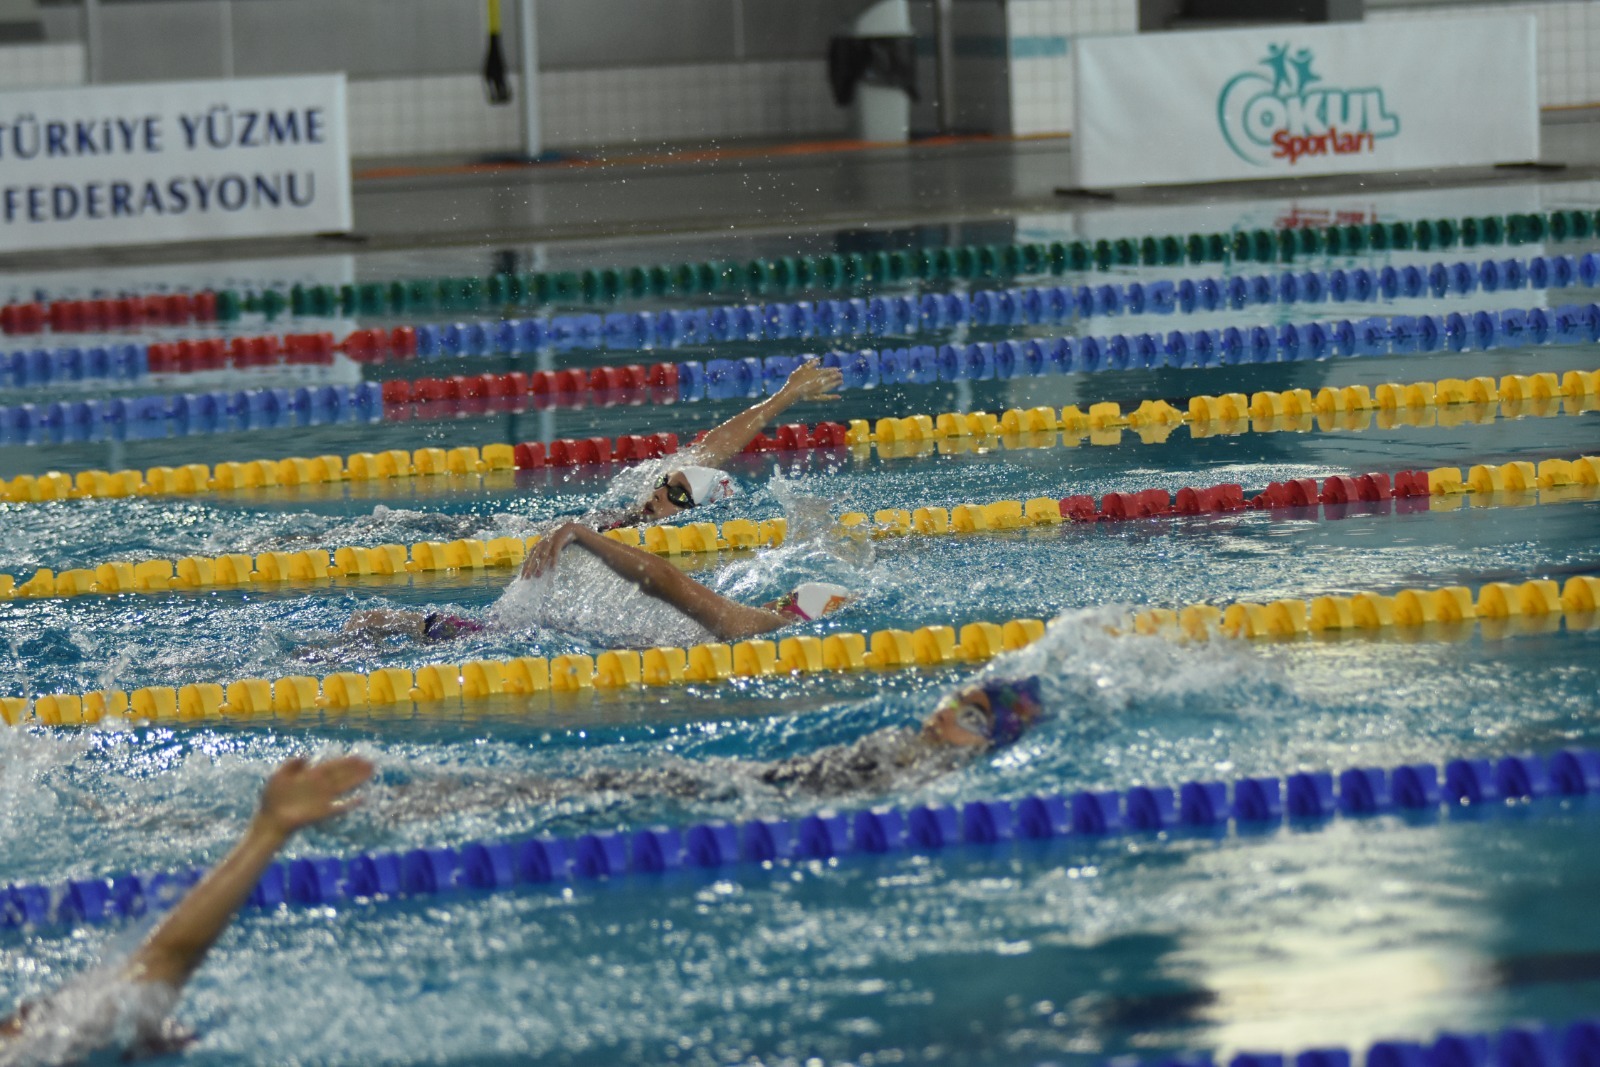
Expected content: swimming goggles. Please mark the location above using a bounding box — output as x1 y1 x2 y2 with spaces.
655 474 695 509
940 676 1043 748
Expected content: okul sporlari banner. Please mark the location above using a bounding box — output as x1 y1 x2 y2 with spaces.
0 74 351 253
1071 16 1537 189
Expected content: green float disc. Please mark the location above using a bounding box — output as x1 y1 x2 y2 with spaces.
577 269 602 301
974 245 1001 278
625 266 651 298
549 271 580 301
214 290 242 321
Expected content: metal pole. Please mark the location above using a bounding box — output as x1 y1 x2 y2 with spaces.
220 0 235 79
933 0 955 134
82 0 99 83
516 0 541 159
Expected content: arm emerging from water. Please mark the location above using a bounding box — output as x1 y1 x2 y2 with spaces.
124 755 373 988
0 755 372 1053
689 358 842 469
520 522 787 641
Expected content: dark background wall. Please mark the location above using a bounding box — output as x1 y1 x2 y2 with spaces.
28 0 881 82
1140 0 1366 30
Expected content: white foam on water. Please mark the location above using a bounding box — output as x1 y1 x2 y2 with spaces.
490 552 715 649
965 605 1288 719
490 467 876 648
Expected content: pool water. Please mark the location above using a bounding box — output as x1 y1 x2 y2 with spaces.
2 179 1599 1066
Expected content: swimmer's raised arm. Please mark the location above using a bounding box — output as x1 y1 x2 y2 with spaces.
522 522 786 641
124 755 373 989
690 358 842 469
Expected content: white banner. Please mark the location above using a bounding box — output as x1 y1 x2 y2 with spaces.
1072 16 1538 189
0 74 350 253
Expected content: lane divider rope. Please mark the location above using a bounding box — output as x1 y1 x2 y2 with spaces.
290 250 1600 361
4 576 1597 730
1106 1024 1600 1067
8 734 1600 932
13 248 1593 392
3 207 1588 335
0 381 384 449
7 451 1598 604
0 615 1051 727
6 297 1599 448
5 363 1596 506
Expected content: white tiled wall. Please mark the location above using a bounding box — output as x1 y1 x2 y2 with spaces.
0 43 84 90
349 59 845 158
9 3 1600 157
1369 2 1600 109
1006 0 1138 137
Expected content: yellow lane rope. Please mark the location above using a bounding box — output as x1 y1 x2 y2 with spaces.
2 370 1596 506
6 455 1598 604
5 576 1597 729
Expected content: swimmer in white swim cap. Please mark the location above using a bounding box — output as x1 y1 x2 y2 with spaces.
521 521 853 641
592 358 842 529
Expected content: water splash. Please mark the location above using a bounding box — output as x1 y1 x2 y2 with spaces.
490 552 715 649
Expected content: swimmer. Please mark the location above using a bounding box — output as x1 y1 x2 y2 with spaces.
519 520 852 641
373 676 1046 820
331 519 848 648
593 357 843 528
0 755 372 1065
338 607 488 644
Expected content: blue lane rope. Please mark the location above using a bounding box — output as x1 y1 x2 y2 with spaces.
7 747 1599 933
680 299 1600 401
1096 1019 1600 1067
3 250 1594 393
4 296 1599 447
0 382 384 449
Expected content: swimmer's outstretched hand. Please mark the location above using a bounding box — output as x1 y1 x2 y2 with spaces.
519 522 582 579
122 752 375 992
253 755 374 842
776 358 843 405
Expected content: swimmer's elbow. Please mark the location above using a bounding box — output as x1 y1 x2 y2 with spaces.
715 609 787 642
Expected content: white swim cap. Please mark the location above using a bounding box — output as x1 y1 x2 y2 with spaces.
678 465 737 507
787 582 852 621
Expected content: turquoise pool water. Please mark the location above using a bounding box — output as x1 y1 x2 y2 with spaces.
2 185 1599 1065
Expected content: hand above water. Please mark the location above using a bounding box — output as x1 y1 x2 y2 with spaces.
775 358 843 406
253 754 374 842
519 522 583 580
